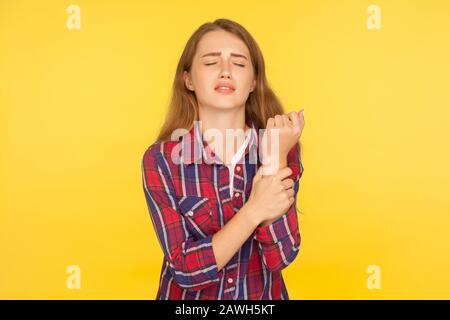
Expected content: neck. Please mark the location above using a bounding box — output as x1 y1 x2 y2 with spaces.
198 105 249 165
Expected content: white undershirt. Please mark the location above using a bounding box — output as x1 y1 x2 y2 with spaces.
225 129 252 198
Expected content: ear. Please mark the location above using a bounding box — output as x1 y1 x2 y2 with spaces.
250 79 256 92
183 70 194 91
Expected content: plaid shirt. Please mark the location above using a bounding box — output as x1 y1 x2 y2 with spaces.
141 118 304 300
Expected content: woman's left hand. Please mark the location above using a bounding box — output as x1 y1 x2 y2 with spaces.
261 109 305 173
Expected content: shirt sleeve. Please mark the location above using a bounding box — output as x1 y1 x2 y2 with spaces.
253 142 304 272
141 147 223 291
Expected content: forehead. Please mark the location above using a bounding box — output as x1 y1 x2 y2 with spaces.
196 30 250 58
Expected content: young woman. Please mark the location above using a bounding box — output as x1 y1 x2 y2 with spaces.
142 18 305 300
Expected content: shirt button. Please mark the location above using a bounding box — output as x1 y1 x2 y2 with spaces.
187 210 194 216
234 192 240 198
227 278 233 284
236 166 241 172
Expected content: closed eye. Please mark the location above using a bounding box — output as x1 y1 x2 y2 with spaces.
205 62 245 67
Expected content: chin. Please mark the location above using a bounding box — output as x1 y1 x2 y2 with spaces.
210 97 244 109
211 103 242 111
199 95 244 110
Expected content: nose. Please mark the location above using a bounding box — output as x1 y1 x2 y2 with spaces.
219 61 231 79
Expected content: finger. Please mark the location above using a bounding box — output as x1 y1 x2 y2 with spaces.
281 178 294 189
285 188 294 198
298 109 305 124
274 115 283 128
263 118 274 152
288 111 300 130
266 117 275 129
274 166 293 181
254 166 264 183
282 114 290 127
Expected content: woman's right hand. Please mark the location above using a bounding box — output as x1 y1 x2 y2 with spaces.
245 166 295 225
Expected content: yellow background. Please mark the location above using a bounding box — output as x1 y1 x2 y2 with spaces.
1 0 449 299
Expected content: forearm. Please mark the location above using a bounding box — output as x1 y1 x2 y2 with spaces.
212 202 260 271
259 155 288 227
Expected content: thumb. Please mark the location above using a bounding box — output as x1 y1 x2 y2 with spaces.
253 166 264 183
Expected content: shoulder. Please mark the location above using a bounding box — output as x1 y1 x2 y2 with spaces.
142 138 180 169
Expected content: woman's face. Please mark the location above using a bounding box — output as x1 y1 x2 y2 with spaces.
184 30 256 111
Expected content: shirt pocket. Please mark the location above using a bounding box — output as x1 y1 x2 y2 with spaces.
178 195 214 239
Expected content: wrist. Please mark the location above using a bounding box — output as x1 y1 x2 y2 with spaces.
261 153 288 174
260 217 278 227
241 199 262 228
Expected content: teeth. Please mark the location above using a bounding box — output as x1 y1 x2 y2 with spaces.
217 87 233 90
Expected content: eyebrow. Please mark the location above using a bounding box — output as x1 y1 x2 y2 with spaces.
200 52 248 60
